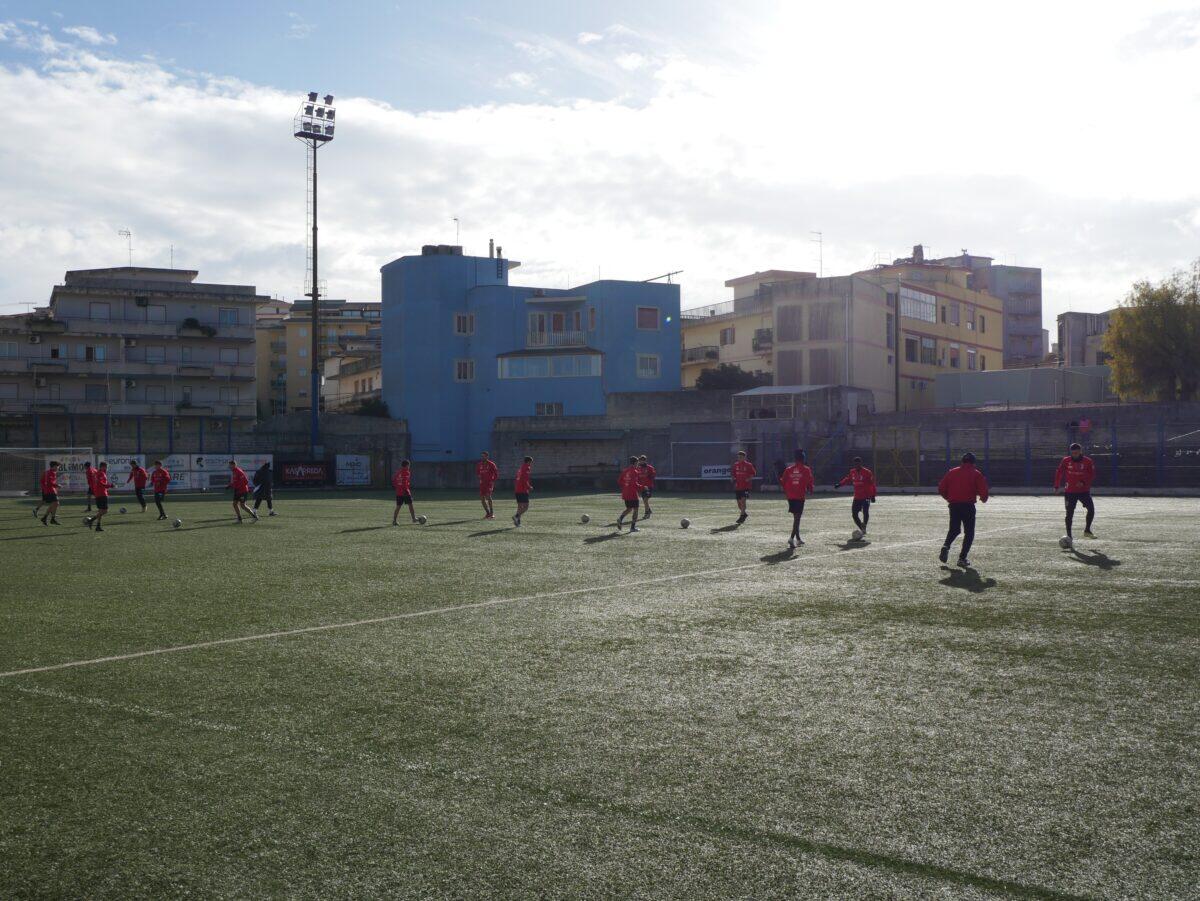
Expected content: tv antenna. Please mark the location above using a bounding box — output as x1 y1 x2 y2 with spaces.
118 229 132 267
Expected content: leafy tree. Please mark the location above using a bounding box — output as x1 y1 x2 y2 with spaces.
694 363 772 391
1104 260 1200 401
357 397 390 417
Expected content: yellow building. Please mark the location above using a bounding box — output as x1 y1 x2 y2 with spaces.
768 251 1005 412
254 299 290 417
322 331 382 412
680 270 813 387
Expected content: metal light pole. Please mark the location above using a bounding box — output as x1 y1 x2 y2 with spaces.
294 91 336 454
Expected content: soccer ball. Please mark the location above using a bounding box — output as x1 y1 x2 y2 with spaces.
1059 535 1073 549
580 514 590 524
119 507 127 514
417 515 428 525
852 529 863 541
83 516 92 526
680 518 690 529
173 519 182 529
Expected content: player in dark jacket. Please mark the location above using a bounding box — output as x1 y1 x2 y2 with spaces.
252 462 276 516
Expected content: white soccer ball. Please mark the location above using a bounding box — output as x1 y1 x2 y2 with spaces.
852 529 863 541
680 518 690 529
417 515 428 525
83 516 92 526
580 514 590 524
1059 535 1073 549
173 519 182 529
119 507 127 514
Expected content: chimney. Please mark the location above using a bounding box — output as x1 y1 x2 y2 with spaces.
496 246 502 258
912 244 924 263
488 238 494 259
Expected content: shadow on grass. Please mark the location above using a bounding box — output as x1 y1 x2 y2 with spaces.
939 566 998 593
0 530 78 542
584 531 624 544
425 519 479 527
340 525 393 534
1068 549 1121 570
710 523 740 533
468 527 513 538
759 549 795 565
836 539 870 551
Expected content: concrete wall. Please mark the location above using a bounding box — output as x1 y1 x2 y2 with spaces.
936 366 1112 408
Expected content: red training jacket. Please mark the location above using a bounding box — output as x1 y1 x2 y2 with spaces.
515 463 532 494
732 460 756 491
638 463 656 489
150 468 171 493
938 463 989 504
618 465 641 500
40 469 57 494
838 467 877 501
392 469 412 495
229 467 250 494
93 471 111 499
779 463 814 500
1054 455 1095 493
476 459 498 485
127 466 148 488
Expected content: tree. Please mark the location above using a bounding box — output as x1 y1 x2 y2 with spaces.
1104 260 1200 401
694 363 772 391
357 397 390 417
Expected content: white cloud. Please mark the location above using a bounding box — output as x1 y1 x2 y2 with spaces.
0 1 1197 329
577 31 603 45
62 24 116 45
614 52 647 71
286 12 314 39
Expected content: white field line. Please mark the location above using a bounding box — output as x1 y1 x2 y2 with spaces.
0 522 1044 680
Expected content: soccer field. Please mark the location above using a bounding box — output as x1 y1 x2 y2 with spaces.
0 491 1195 899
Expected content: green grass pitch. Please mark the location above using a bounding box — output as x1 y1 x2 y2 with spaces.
0 490 1195 898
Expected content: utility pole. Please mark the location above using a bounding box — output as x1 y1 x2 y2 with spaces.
811 231 823 278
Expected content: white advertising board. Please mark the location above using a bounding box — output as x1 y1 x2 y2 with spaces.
52 452 95 493
336 454 371 486
700 464 731 479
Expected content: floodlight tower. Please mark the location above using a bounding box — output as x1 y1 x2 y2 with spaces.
294 91 336 453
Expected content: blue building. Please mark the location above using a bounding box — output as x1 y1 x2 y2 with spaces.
381 245 681 461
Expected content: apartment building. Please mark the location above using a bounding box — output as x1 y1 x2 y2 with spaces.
1057 310 1115 368
0 267 264 421
933 252 1043 368
680 270 813 387
322 329 382 412
767 250 1005 412
254 299 290 417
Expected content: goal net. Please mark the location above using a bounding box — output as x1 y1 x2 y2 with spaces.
0 447 94 496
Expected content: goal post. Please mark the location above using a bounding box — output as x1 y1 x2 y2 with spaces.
0 447 94 495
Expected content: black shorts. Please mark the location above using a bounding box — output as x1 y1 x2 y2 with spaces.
396 493 413 506
640 488 653 499
95 496 109 511
255 487 273 500
1064 491 1092 503
154 492 166 502
623 496 640 509
233 492 249 502
41 492 58 504
515 492 530 504
735 490 750 500
788 499 806 514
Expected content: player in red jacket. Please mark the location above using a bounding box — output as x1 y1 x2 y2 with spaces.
731 450 756 524
126 458 149 513
938 452 990 568
513 456 533 527
779 449 814 549
637 454 656 519
392 459 418 525
228 460 259 523
36 460 61 525
834 457 877 539
84 462 97 513
616 456 643 533
149 460 171 520
86 461 112 532
1054 442 1096 540
476 451 499 519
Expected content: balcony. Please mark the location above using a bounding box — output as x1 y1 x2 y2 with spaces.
0 401 257 418
682 345 719 364
527 330 587 348
752 328 773 352
270 340 287 352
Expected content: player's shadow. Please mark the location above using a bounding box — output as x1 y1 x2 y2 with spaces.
710 523 740 533
760 549 795 565
1068 549 1121 570
584 532 625 544
938 566 998 593
0 530 77 542
468 527 512 538
340 525 391 534
425 519 477 527
836 539 870 551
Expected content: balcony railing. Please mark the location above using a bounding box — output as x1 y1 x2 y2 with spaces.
0 401 256 418
527 330 587 348
752 328 773 352
682 345 719 363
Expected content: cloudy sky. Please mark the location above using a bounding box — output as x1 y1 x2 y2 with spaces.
1 1 1198 324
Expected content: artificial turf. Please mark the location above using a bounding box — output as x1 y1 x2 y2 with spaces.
0 490 1195 898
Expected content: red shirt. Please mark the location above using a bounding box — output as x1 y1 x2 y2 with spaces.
732 460 756 491
392 469 412 495
939 463 989 504
85 466 97 492
150 468 171 493
515 463 532 494
476 459 498 485
229 467 250 494
638 464 656 489
618 465 642 500
40 469 58 494
127 466 148 488
1054 455 1095 493
838 467 876 501
779 463 814 500
93 471 111 499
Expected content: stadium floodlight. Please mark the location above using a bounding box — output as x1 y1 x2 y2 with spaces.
293 91 337 453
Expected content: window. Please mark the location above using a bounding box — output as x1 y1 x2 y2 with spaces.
0 341 16 358
808 303 839 340
220 347 239 365
220 386 239 403
181 346 193 363
778 305 804 342
588 307 597 331
947 303 960 326
920 336 937 365
886 313 895 349
499 354 601 379
181 386 192 404
297 367 307 378
454 359 475 382
0 382 17 399
980 355 987 371
298 348 308 358
967 348 977 371
50 344 63 359
85 383 107 402
979 314 986 333
899 287 936 323
535 402 563 417
145 345 166 363
809 348 837 383
148 304 166 323
146 384 166 402
572 310 582 332
79 345 106 362
719 326 735 346
454 313 475 336
636 306 659 330
636 353 661 379
904 336 918 363
777 349 802 384
965 307 976 331
298 327 308 337
219 308 239 326
886 292 897 308
89 302 110 320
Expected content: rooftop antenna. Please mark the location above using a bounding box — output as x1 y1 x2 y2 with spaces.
453 217 460 245
118 229 132 267
643 270 683 283
169 244 174 269
810 231 823 278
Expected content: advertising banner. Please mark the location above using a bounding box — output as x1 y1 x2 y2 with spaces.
52 452 95 493
280 461 329 486
335 454 371 487
700 464 731 479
